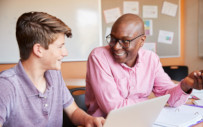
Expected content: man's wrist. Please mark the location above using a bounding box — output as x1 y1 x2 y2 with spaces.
180 80 192 94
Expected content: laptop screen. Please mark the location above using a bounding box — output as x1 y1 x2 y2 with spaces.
103 94 170 127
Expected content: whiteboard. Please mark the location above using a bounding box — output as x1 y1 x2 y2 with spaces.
0 0 102 63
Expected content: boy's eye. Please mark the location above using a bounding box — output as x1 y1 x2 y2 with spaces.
58 45 64 48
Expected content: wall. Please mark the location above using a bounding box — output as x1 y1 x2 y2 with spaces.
199 0 203 57
0 0 202 79
184 0 203 73
101 0 181 58
160 0 185 66
0 62 87 79
0 0 102 63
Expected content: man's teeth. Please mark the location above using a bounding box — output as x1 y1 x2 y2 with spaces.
115 52 125 56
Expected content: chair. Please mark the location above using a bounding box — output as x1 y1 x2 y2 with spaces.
163 65 188 81
69 87 87 112
63 110 75 127
63 87 87 127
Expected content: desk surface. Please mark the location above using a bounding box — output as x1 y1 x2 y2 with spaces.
66 81 203 127
65 79 85 89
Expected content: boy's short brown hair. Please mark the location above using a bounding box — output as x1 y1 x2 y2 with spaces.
16 11 72 61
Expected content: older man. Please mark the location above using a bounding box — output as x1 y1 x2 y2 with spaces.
85 13 203 117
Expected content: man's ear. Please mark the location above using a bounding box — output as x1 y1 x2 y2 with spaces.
140 35 146 47
33 43 43 57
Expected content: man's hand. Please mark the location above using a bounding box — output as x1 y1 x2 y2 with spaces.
181 70 203 93
84 115 105 127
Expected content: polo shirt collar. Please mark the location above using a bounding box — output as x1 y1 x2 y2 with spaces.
15 61 52 97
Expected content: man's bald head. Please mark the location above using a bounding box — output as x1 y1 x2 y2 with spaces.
112 14 145 35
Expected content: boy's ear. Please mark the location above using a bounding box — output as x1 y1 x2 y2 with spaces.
33 43 43 57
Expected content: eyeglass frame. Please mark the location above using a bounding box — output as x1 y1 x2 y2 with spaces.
106 33 144 48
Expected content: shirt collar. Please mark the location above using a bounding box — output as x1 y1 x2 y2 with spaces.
121 49 143 70
15 61 52 97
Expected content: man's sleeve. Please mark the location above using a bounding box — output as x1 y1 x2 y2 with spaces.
152 54 189 107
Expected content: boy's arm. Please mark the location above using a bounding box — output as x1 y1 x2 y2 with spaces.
64 101 105 127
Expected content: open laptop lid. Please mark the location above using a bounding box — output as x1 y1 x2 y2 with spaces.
103 94 170 127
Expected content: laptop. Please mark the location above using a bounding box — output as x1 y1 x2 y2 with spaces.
103 94 170 127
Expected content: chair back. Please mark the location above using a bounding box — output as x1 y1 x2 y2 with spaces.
69 87 87 112
163 65 188 81
63 87 87 127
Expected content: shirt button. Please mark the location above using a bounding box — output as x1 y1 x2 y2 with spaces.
44 96 47 99
44 104 48 107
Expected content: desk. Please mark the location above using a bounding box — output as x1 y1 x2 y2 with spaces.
65 78 85 89
65 79 203 127
193 121 203 127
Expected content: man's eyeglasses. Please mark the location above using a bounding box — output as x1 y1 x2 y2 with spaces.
106 34 144 48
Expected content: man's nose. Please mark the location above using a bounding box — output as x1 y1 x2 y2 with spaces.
113 41 123 50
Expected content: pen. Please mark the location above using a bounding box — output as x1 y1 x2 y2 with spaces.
191 94 200 100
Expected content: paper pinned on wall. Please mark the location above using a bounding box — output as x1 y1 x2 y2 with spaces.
143 5 158 18
144 20 153 36
142 42 156 52
123 1 139 14
158 30 174 44
104 8 121 24
161 1 178 17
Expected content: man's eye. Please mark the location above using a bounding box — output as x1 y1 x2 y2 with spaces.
123 40 129 44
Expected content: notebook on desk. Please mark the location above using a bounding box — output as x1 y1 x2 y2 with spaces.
103 94 170 127
154 104 203 127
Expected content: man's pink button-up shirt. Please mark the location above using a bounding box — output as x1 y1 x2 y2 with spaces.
85 46 189 117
